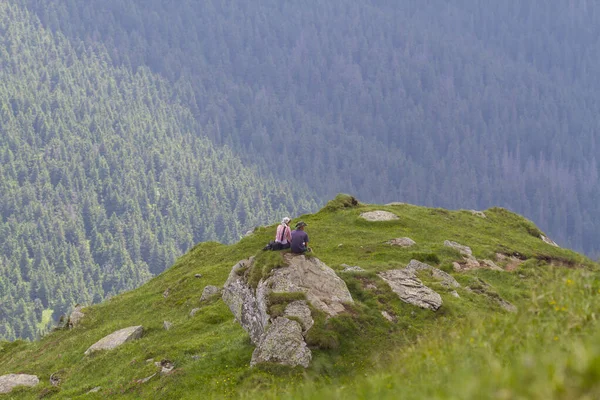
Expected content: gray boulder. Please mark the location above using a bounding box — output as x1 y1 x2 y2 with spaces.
387 237 416 247
378 269 443 311
406 260 460 288
0 374 39 394
68 305 85 328
360 210 399 221
84 326 143 355
470 210 487 218
189 308 201 317
250 318 311 368
200 285 221 301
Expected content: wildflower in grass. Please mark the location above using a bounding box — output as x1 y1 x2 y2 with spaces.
566 279 574 286
554 336 559 341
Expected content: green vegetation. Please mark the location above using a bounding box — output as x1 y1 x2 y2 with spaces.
0 199 598 399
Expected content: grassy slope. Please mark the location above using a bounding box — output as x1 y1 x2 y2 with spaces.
0 195 598 399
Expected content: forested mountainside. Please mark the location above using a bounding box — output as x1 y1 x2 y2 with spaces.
15 0 600 257
0 3 317 341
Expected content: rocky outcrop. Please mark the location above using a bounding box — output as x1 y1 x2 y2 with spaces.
84 326 144 355
406 260 460 288
467 279 517 313
200 285 221 301
67 305 85 328
360 210 399 221
0 374 39 394
250 317 311 368
222 255 353 367
387 237 416 247
378 269 443 311
480 259 503 271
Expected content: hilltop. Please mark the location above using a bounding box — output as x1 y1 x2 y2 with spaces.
1 195 599 399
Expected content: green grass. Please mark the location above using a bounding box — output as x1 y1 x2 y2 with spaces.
0 195 598 399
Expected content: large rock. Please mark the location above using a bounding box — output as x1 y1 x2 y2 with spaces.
378 269 443 311
250 317 311 368
360 210 399 221
0 374 39 394
406 260 460 288
387 237 416 247
84 326 144 355
274 254 354 317
223 255 353 367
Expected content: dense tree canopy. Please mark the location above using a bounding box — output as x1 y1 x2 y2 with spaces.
2 0 600 339
0 3 316 340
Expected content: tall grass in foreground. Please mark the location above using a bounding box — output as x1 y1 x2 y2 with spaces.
253 267 600 400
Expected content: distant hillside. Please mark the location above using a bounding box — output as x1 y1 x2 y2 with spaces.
0 195 598 399
0 3 317 341
14 0 600 257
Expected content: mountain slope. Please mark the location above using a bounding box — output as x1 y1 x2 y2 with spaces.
0 3 317 341
0 195 598 399
14 0 600 256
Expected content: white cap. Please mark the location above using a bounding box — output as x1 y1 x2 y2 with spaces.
282 217 291 225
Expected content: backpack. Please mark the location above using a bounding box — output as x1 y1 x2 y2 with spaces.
262 225 287 251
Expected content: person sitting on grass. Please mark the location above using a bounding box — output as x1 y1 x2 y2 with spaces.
274 217 292 250
290 221 311 254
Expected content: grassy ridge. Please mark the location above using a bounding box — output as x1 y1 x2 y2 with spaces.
0 195 598 399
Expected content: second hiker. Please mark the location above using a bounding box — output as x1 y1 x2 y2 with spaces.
290 221 311 254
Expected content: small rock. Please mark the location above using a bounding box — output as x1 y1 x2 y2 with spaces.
541 235 559 247
146 358 154 363
406 260 460 288
191 355 201 361
452 262 463 272
365 283 378 290
136 373 156 384
378 269 443 311
518 274 526 279
163 288 170 298
481 259 503 271
451 291 460 298
200 285 221 301
163 321 173 330
360 210 399 221
50 372 61 387
244 230 254 237
337 243 343 247
0 374 40 394
381 311 396 322
67 305 85 329
387 237 416 247
84 326 144 355
189 308 200 317
444 240 473 256
159 359 175 375
341 264 365 272
470 210 487 218
87 386 102 394
194 274 202 279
